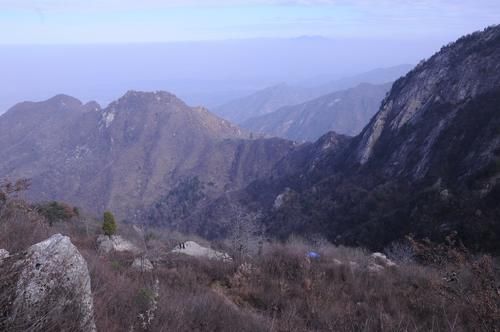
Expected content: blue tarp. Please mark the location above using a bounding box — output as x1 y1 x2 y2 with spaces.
307 251 320 259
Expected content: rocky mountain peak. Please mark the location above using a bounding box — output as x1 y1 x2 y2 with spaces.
46 94 83 108
99 90 245 139
355 25 500 171
0 90 293 220
316 131 349 151
120 90 179 103
83 101 102 112
106 90 185 113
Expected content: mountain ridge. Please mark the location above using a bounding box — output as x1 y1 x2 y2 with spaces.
213 65 412 125
242 82 391 141
0 90 295 220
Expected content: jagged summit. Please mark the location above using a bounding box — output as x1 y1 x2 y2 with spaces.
105 90 185 112
99 89 247 140
117 90 180 103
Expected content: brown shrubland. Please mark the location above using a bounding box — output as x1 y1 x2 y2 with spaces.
0 183 499 331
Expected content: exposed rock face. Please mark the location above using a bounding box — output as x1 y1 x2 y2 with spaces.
367 263 385 274
172 241 231 261
0 90 294 220
371 253 396 268
354 26 500 180
273 188 293 210
0 248 9 265
97 235 142 255
242 83 391 142
2 234 95 331
132 257 154 272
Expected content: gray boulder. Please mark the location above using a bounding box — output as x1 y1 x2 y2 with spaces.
367 263 385 274
132 257 154 272
2 234 96 331
371 252 396 267
0 248 9 265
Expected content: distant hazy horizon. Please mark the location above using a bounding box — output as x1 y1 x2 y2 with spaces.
0 37 429 114
1 1 498 113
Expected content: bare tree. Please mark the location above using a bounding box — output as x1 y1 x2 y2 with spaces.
228 205 265 259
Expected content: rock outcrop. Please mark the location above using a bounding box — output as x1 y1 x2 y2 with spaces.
0 249 8 265
97 235 142 255
367 253 396 274
132 257 154 272
1 234 95 331
371 252 396 268
172 241 231 261
353 26 500 179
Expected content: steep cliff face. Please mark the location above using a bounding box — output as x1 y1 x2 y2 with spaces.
0 91 294 219
353 26 500 183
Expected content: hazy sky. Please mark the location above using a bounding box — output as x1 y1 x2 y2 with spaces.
1 0 499 44
0 0 498 113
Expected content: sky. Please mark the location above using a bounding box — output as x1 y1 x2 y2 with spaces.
0 0 498 113
0 0 499 44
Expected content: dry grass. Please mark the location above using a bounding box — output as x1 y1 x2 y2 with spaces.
0 186 499 331
76 234 499 332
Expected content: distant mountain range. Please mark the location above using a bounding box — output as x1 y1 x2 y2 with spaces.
212 65 412 125
212 83 319 124
1 37 442 114
298 64 413 90
242 82 391 141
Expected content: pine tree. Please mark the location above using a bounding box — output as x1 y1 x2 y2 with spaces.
102 211 117 236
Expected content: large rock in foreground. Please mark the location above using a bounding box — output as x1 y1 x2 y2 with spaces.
0 234 96 331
